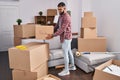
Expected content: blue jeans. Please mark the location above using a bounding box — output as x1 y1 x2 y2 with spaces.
62 39 75 71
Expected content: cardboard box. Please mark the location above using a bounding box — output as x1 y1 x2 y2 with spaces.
12 62 48 80
35 25 54 40
47 9 57 16
80 28 97 38
93 60 120 80
14 24 35 38
81 17 96 28
9 42 49 71
37 74 61 80
78 37 106 52
14 37 21 46
84 12 93 17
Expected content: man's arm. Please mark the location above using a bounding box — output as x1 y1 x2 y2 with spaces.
53 15 70 37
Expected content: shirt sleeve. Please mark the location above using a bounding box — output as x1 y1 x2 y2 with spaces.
53 15 70 37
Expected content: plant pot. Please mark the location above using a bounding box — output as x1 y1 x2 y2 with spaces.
18 23 21 25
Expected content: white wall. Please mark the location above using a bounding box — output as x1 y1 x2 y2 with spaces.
91 0 120 51
82 0 92 17
19 0 81 33
0 0 81 51
67 0 82 33
19 0 67 24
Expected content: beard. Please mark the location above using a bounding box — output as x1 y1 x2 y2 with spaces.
60 11 64 15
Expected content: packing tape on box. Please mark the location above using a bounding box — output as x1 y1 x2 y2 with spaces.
76 51 81 57
16 45 28 50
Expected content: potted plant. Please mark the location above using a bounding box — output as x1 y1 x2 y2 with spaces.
39 11 43 16
16 19 22 25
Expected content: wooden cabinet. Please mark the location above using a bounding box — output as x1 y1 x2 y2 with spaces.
35 16 46 25
46 16 55 25
35 16 55 25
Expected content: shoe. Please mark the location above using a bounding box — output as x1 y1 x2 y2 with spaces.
69 66 76 70
58 70 70 76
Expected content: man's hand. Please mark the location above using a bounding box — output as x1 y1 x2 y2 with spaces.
46 34 53 39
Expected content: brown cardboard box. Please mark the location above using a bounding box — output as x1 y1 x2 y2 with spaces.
47 9 57 16
14 24 35 38
78 37 106 52
35 25 54 40
9 42 49 71
14 37 21 46
80 28 97 38
84 12 93 17
37 74 61 80
12 62 48 80
81 17 96 28
93 60 120 80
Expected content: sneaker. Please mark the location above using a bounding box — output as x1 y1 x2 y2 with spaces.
69 66 76 70
58 70 70 76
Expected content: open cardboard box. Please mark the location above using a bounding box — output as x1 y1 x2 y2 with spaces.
93 59 120 80
37 74 61 80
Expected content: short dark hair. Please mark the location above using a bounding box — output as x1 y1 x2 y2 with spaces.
57 2 66 7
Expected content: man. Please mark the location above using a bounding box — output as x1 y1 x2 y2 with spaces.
47 2 76 76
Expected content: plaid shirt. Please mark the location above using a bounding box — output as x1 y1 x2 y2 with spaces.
53 12 72 43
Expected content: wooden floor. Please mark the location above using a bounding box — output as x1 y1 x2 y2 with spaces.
49 67 93 80
0 51 93 80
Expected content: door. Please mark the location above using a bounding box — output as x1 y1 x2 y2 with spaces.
0 5 19 51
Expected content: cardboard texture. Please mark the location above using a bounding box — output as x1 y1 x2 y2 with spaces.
35 25 54 40
84 12 93 17
9 42 49 71
81 17 96 28
93 60 120 80
37 74 61 80
14 37 21 46
47 9 57 16
14 24 35 38
80 28 97 38
78 37 106 52
12 62 48 80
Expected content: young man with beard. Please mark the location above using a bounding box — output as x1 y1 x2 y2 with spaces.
47 2 76 76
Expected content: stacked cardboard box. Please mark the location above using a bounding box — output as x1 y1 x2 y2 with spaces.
78 12 106 52
81 12 97 38
14 24 54 46
14 24 35 46
47 9 57 16
35 25 54 40
8 42 49 80
12 24 60 79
